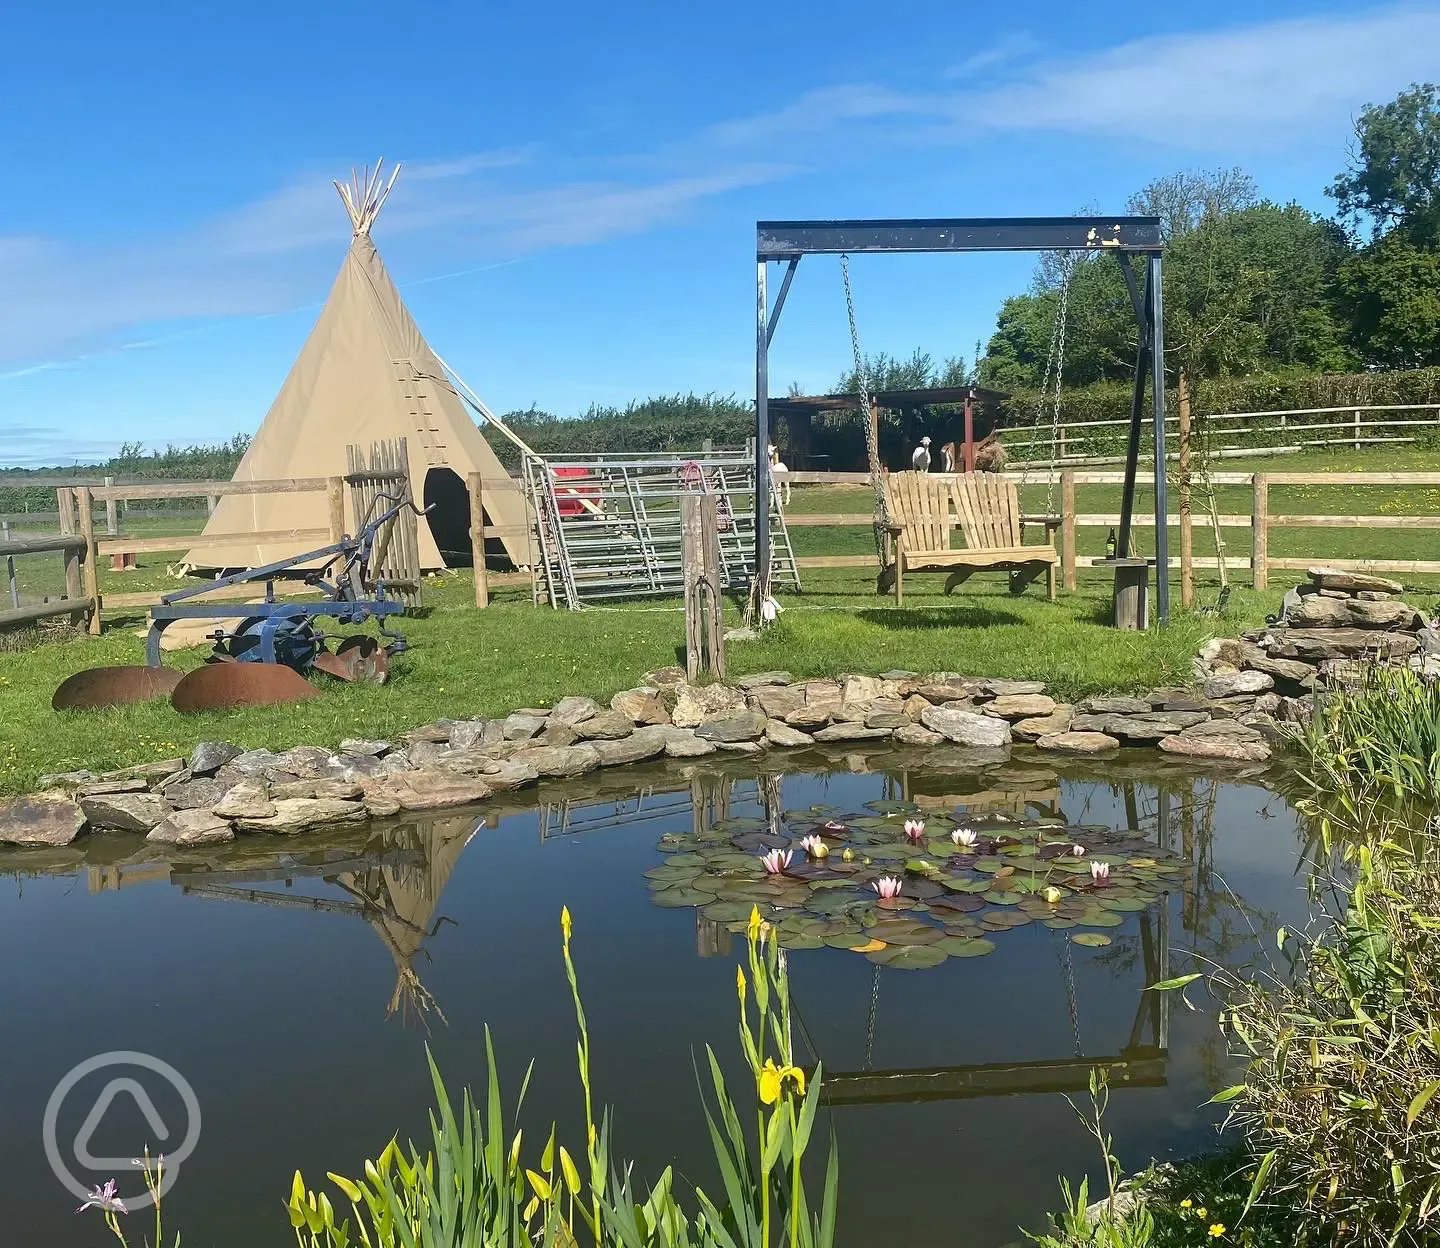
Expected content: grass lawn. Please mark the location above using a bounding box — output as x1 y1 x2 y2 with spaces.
4 442 1438 795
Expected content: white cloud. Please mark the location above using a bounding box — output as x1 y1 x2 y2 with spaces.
943 33 1040 80
714 4 1440 152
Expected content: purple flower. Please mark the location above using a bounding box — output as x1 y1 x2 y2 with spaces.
77 1180 127 1216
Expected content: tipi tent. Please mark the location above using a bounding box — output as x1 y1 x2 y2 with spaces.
187 162 532 571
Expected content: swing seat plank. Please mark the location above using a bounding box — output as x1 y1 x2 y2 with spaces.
880 472 1058 605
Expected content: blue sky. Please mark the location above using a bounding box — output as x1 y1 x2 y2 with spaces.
2 0 1437 467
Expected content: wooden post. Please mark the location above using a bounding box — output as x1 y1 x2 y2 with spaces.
1354 408 1361 452
206 495 218 515
682 493 725 682
103 475 118 536
56 486 76 536
326 476 345 544
1251 472 1269 590
962 394 975 473
76 486 101 634
1177 372 1194 610
468 471 489 608
1060 470 1077 592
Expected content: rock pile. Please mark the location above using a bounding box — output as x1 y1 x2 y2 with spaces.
1 663 1285 850
1196 566 1438 717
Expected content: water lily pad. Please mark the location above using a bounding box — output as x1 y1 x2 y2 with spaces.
732 831 792 852
929 893 984 914
1076 910 1124 928
937 936 996 957
776 931 824 949
1098 895 1150 912
703 900 762 923
867 943 947 968
1044 918 1078 930
650 886 712 907
982 889 1024 906
980 910 1031 929
870 920 944 946
867 800 921 815
1071 932 1113 947
851 938 887 953
865 843 909 862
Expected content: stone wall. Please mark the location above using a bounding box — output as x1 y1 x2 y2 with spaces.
0 662 1282 850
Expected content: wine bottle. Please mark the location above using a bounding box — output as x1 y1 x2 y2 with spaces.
1105 528 1117 559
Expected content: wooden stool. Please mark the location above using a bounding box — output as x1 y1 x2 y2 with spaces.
1097 557 1150 629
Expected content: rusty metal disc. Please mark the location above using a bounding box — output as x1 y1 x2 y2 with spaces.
170 662 321 712
313 636 390 685
53 665 183 711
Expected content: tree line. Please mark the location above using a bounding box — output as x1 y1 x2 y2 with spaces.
982 83 1440 404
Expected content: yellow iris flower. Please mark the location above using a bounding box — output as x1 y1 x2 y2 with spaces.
758 1059 807 1105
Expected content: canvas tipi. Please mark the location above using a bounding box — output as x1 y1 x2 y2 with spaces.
187 162 532 571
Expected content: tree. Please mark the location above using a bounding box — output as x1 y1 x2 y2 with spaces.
1328 83 1440 366
1127 167 1258 242
1329 83 1440 246
1336 231 1440 368
978 171 1355 390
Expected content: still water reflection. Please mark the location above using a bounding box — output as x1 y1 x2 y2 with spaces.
0 749 1309 1246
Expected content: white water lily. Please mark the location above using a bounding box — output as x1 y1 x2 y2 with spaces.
951 827 978 849
1090 861 1111 884
798 835 829 859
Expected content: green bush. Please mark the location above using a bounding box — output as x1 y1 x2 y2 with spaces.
1218 839 1440 1246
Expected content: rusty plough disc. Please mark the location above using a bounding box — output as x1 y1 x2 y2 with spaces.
53 665 183 711
312 636 390 685
171 662 321 712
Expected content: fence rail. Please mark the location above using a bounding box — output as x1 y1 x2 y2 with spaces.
1001 402 1440 463
784 469 1440 589
0 530 91 631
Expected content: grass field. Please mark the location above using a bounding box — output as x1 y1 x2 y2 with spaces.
3 444 1438 794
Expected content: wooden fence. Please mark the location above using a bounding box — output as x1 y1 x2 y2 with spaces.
1002 403 1440 465
782 469 1440 595
0 529 91 631
58 476 344 634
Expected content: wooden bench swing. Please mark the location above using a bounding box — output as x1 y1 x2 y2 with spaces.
877 470 1059 605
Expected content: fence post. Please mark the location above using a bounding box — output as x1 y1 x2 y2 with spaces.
3 521 16 610
1354 408 1361 452
103 475 118 537
1177 372 1194 610
1251 473 1269 591
326 476 345 544
1060 470 1077 591
682 493 725 682
76 486 101 634
468 471 489 609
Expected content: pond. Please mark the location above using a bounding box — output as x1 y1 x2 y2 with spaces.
0 746 1312 1246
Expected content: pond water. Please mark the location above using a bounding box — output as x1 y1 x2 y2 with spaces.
0 747 1312 1246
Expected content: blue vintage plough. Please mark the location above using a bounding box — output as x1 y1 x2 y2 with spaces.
54 493 428 711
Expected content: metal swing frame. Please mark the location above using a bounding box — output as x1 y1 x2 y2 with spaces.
753 216 1172 622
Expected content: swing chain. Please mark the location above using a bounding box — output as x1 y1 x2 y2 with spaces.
841 253 891 561
1035 252 1076 516
1051 927 1083 1058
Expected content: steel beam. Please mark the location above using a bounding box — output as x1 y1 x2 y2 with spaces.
757 216 1162 259
1149 253 1171 623
754 260 771 597
765 257 799 346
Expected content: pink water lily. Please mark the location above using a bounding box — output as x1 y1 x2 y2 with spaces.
798 835 829 859
903 818 926 843
871 875 903 899
760 848 793 875
1071 844 1087 856
951 827 978 849
77 1180 127 1215
1090 861 1110 884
